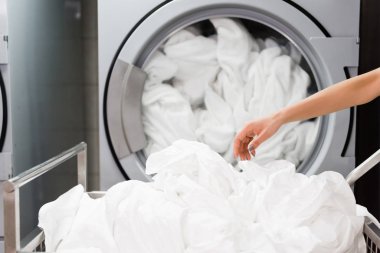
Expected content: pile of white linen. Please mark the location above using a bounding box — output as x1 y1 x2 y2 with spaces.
40 140 371 253
142 18 318 165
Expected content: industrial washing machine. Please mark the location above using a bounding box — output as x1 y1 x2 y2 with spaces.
99 0 360 189
0 0 12 251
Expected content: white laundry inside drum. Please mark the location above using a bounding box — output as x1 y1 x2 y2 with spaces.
141 17 319 166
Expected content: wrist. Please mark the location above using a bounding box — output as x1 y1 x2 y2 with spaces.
272 109 287 125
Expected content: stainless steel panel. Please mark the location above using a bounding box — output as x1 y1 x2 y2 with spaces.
291 0 360 37
8 0 86 240
309 37 359 84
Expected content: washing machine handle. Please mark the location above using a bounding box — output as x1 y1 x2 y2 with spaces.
107 59 147 159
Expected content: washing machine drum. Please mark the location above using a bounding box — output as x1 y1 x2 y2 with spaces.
104 0 355 180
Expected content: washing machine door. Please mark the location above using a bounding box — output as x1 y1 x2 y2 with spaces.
104 0 358 181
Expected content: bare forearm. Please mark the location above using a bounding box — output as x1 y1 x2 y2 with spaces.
276 68 380 124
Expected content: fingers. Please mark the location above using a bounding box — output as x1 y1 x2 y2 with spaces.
239 150 251 161
239 139 251 160
234 133 256 161
247 130 270 156
248 143 256 157
234 116 281 160
247 139 258 156
234 136 249 159
234 130 249 158
233 135 242 158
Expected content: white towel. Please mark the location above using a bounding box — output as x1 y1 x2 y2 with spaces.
194 87 235 154
163 28 220 107
108 181 185 253
142 83 197 154
56 195 118 253
57 249 102 253
38 185 85 252
142 52 197 154
210 18 256 108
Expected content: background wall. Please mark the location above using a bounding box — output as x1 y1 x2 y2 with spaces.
8 0 98 239
355 0 380 219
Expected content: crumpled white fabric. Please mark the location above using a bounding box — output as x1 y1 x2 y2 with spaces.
40 140 371 253
238 160 366 253
163 28 220 107
39 185 119 253
194 87 235 154
57 249 102 253
142 51 197 154
142 18 317 166
209 18 258 108
38 185 85 251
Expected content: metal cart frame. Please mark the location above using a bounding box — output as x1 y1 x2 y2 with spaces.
3 143 380 253
3 142 89 253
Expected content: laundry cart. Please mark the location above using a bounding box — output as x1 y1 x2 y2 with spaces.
3 143 380 253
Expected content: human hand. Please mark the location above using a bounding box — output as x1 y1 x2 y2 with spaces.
233 114 284 160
